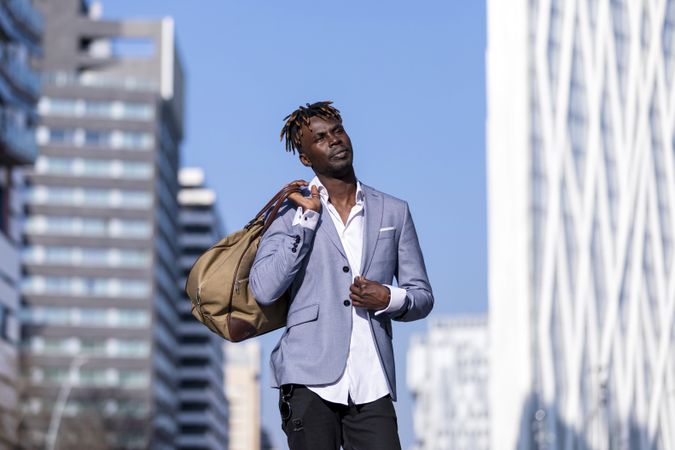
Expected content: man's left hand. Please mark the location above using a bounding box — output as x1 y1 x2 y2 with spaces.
349 276 390 311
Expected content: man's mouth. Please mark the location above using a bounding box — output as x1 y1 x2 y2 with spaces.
331 149 350 160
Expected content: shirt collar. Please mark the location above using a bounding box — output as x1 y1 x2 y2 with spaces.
309 176 364 204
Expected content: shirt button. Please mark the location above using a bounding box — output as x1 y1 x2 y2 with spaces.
343 300 351 306
342 266 349 273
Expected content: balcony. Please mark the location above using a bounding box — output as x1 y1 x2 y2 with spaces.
176 433 221 450
0 41 41 99
0 107 37 165
42 71 159 93
0 0 43 41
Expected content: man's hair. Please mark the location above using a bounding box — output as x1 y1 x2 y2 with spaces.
280 101 342 154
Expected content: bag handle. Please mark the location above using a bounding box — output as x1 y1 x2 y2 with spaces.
263 186 302 232
245 184 302 231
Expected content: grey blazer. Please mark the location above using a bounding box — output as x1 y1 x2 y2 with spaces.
249 183 433 400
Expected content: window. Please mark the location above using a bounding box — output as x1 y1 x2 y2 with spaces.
0 305 8 342
81 159 110 176
122 103 153 120
121 161 153 178
42 337 71 354
111 37 155 58
0 180 6 234
118 370 149 388
117 309 150 327
46 98 77 115
26 186 152 209
84 100 113 117
48 128 76 145
80 248 109 265
84 130 110 147
22 276 149 298
116 339 149 357
80 338 107 355
42 307 71 324
23 246 151 268
43 367 69 383
119 131 153 150
79 368 109 386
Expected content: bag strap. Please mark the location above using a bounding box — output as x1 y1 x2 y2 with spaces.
263 186 301 232
245 185 302 231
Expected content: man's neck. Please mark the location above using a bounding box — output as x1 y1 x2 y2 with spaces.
316 171 358 208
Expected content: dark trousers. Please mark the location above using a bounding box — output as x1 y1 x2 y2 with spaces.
279 384 401 450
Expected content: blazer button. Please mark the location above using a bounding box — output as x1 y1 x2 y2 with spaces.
343 300 351 306
342 266 349 273
291 248 297 253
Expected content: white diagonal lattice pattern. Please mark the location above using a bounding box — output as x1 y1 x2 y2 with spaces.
528 0 675 448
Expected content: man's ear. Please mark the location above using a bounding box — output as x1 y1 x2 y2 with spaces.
299 151 311 167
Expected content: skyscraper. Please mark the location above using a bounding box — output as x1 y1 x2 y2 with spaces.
224 341 262 450
0 0 42 447
408 315 489 450
177 167 229 449
20 0 185 448
488 0 675 448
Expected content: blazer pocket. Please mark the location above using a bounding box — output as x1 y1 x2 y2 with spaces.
378 228 396 240
286 303 319 328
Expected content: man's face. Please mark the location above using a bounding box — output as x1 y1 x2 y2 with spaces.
298 116 353 177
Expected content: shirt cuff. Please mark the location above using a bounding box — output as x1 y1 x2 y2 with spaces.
375 285 407 316
292 207 319 230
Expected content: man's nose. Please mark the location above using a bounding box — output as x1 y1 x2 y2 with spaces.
328 132 342 146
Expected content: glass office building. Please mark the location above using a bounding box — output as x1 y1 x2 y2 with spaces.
177 167 228 450
20 0 185 448
488 0 675 448
0 0 42 447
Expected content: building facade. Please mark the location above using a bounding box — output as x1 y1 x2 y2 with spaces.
488 0 675 448
224 341 261 450
177 167 229 449
408 315 489 450
0 0 42 447
19 0 185 448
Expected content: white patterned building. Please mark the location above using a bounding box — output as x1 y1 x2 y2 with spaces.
488 0 675 449
408 316 489 450
224 341 261 450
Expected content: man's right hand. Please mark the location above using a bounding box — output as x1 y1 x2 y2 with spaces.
286 180 321 213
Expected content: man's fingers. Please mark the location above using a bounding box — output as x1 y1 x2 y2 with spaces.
287 180 308 188
350 293 363 302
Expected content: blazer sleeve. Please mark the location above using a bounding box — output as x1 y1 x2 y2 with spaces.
390 201 434 322
249 203 317 305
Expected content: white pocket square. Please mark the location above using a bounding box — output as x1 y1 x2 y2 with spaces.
379 226 396 232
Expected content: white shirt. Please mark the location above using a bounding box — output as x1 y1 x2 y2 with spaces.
291 177 406 405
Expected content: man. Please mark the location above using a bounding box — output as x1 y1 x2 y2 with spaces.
250 101 433 449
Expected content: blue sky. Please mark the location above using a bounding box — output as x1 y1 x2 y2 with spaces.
103 1 487 447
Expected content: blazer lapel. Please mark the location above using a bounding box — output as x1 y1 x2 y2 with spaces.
360 184 383 277
317 209 347 259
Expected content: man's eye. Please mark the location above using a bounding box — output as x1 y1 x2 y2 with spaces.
316 136 325 141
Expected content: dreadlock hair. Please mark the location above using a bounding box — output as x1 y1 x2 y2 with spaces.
280 101 342 154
